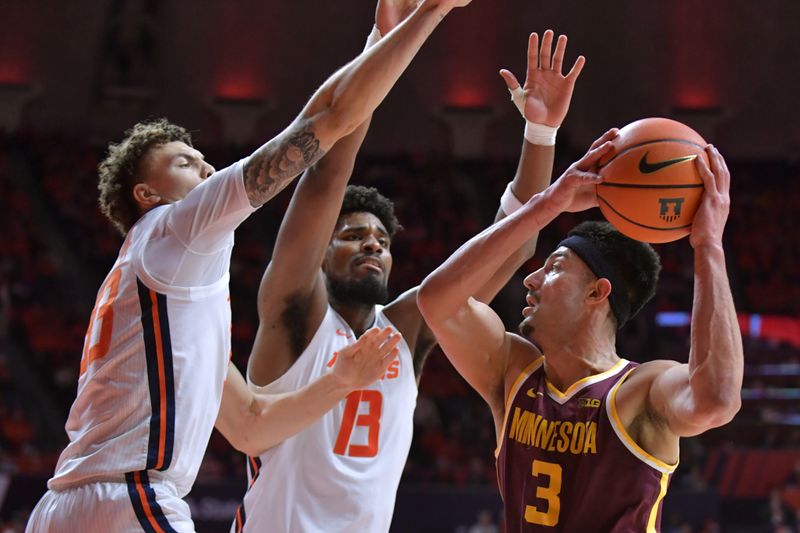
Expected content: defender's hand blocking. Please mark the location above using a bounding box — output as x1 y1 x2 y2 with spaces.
690 145 731 249
376 0 421 35
331 327 401 390
538 129 619 216
500 30 585 127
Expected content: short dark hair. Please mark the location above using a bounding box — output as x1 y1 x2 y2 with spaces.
338 185 402 238
567 221 661 325
97 118 193 235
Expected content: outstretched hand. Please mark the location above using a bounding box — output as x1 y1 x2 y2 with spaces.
500 30 585 127
376 0 421 35
331 326 401 390
690 145 731 249
539 128 619 216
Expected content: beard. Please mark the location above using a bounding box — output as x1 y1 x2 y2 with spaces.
518 319 534 339
327 274 388 306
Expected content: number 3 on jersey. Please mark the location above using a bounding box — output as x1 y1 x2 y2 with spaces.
334 390 382 458
525 460 562 526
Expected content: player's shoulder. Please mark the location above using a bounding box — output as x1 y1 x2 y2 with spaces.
382 287 421 335
615 359 682 418
626 359 681 385
504 333 544 382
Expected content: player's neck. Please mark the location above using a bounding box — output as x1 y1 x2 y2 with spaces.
539 327 619 392
331 301 377 337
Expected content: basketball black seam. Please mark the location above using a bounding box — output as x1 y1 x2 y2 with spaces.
596 194 693 231
598 138 705 169
599 183 703 189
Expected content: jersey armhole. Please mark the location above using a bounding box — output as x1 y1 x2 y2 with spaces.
605 369 679 474
494 355 544 458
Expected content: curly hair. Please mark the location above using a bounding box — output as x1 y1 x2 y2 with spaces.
97 118 193 235
338 185 402 238
567 221 661 326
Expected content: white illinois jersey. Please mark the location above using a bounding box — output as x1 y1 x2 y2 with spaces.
48 157 255 506
235 305 418 533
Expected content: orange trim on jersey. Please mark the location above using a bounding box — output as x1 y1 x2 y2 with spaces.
607 369 678 473
133 471 169 533
149 290 169 470
235 506 245 533
494 356 544 458
234 456 263 532
545 358 629 400
248 456 260 488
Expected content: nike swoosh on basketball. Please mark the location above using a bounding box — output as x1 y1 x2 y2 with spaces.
638 152 697 174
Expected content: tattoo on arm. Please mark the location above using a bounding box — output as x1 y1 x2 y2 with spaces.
244 123 326 207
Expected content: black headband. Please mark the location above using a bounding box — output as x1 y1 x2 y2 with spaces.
557 235 631 328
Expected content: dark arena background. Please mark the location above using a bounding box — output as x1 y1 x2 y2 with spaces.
1 1 799 531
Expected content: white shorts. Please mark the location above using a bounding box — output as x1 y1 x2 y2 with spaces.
26 473 195 533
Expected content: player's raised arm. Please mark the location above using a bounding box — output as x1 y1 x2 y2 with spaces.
476 30 594 301
646 146 743 436
246 1 419 387
383 30 592 378
242 0 472 208
217 327 401 456
417 133 615 405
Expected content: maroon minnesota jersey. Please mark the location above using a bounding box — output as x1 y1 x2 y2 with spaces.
496 357 677 532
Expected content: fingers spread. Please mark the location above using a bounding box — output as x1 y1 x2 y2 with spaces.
565 55 586 83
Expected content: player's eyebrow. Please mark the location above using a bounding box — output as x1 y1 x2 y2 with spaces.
342 224 389 237
174 151 206 162
546 250 568 262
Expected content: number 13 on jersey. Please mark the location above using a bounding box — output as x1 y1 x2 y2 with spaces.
334 390 383 458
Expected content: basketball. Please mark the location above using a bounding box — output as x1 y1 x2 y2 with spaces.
596 117 709 243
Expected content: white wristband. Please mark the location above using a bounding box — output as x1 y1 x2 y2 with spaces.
500 182 525 215
364 25 383 50
524 121 558 146
508 86 559 146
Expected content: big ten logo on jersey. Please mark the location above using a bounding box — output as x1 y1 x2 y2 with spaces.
577 397 600 408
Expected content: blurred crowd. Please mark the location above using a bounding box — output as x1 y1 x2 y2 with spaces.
1 131 798 530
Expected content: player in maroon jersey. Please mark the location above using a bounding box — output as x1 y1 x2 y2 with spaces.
418 126 743 529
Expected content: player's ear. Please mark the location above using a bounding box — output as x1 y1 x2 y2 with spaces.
132 182 162 209
587 278 612 304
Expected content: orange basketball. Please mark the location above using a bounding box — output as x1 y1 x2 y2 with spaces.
596 117 708 243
